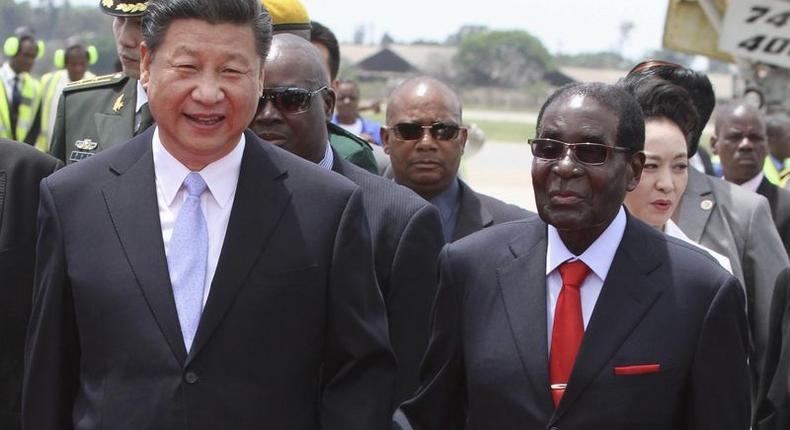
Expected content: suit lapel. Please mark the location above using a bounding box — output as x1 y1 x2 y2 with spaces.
187 133 292 363
553 218 664 419
94 79 136 151
101 130 188 365
676 169 714 243
757 177 779 218
453 180 493 241
496 220 554 411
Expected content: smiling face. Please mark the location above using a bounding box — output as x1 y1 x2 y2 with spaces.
533 94 643 253
712 103 767 185
112 16 143 79
140 18 263 170
624 118 688 230
383 80 467 200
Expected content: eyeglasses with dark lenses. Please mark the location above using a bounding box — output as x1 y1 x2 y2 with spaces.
386 122 463 141
258 85 327 115
528 138 633 166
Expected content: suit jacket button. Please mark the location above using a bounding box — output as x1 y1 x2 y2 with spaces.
184 371 199 384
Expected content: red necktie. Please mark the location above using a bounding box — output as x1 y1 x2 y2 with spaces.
549 260 590 407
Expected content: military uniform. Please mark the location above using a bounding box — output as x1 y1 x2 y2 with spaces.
327 122 378 175
49 72 140 164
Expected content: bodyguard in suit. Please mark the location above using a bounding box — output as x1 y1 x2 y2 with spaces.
49 0 151 164
381 76 529 242
394 82 750 429
0 139 60 430
755 267 790 429
711 101 790 257
627 61 789 390
22 1 395 429
250 34 444 406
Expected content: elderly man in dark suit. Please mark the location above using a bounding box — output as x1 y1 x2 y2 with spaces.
394 82 750 429
382 76 529 242
0 139 60 430
250 33 444 407
22 1 395 429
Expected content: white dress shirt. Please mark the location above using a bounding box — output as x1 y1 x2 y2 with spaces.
738 171 764 193
545 206 627 348
1 62 19 104
317 141 334 170
664 219 733 274
153 127 244 306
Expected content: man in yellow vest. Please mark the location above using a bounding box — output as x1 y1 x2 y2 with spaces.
1 27 42 145
37 38 96 152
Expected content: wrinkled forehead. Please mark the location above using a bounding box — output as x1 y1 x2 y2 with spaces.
539 94 619 143
388 84 462 123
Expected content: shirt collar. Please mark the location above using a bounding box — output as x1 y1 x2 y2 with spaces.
739 171 764 193
1 62 17 82
317 141 334 170
136 80 148 113
152 127 245 208
546 205 627 281
429 177 461 214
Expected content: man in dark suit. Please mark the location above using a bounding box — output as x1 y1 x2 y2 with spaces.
755 267 790 429
394 82 750 429
381 76 529 242
0 139 60 430
711 101 790 257
250 33 444 406
22 2 395 429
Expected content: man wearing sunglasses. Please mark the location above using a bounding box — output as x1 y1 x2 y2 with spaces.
382 76 529 243
395 82 749 429
251 33 444 409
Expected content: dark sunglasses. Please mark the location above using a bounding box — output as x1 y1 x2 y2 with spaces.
385 122 463 141
258 85 327 114
528 138 634 166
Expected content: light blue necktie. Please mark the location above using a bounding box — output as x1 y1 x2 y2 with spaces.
167 172 208 352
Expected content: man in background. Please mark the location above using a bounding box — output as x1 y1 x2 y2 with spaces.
1 26 42 145
252 33 444 407
383 76 529 242
49 0 150 164
37 37 97 152
711 101 790 257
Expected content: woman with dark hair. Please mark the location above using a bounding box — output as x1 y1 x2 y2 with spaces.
622 74 731 272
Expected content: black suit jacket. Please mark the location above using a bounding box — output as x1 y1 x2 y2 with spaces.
756 177 790 257
332 151 444 405
0 140 61 430
22 129 396 430
755 267 790 429
396 214 750 430
453 180 530 241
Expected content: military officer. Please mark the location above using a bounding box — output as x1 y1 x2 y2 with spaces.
49 0 150 164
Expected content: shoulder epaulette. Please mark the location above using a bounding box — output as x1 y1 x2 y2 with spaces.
63 72 129 93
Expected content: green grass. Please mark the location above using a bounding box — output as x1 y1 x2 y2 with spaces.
471 120 535 143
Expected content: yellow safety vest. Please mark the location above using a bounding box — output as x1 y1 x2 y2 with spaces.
37 70 66 152
0 71 42 144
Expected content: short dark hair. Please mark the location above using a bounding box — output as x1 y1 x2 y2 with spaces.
622 75 700 150
310 21 339 81
626 60 714 156
142 0 272 59
536 82 645 151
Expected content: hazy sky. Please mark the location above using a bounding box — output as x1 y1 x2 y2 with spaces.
67 0 668 58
